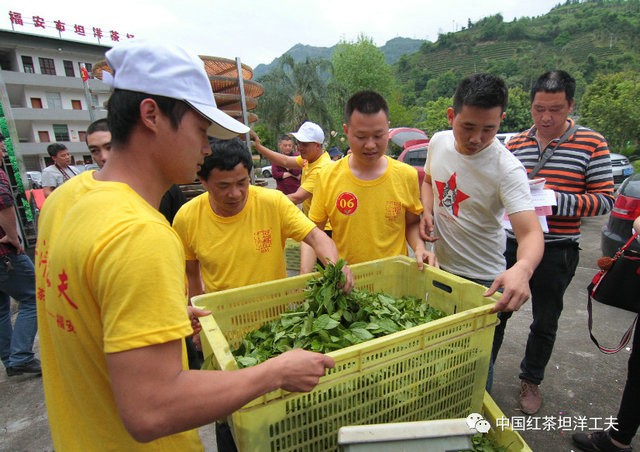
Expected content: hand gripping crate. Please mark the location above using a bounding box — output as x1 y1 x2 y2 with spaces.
192 256 499 452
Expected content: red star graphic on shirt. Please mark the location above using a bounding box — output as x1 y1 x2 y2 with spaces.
435 172 469 217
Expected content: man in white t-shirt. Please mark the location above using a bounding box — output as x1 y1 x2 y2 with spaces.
421 73 543 315
420 74 544 391
41 143 80 197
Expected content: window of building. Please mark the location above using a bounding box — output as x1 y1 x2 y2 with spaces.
71 100 82 110
30 98 43 108
39 57 56 75
22 56 35 73
45 92 63 110
53 124 70 142
63 60 75 77
38 131 51 142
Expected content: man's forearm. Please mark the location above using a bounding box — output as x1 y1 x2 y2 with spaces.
254 142 292 168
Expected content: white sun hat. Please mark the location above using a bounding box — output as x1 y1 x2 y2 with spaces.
103 39 249 139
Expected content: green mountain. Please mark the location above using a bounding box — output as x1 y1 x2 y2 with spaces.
397 0 640 102
253 37 425 80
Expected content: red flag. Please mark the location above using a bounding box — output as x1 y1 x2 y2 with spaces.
80 65 89 82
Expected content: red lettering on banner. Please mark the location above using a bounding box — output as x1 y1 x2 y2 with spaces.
110 30 120 41
93 27 103 39
32 15 45 29
336 192 358 215
74 24 85 36
54 20 65 32
126 33 135 39
9 11 24 25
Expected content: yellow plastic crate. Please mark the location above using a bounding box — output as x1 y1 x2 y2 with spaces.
193 256 499 452
336 393 531 452
483 392 532 452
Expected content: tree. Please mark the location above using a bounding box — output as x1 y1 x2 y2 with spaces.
329 34 395 138
331 34 394 98
580 71 640 153
255 55 333 139
420 70 460 103
415 96 453 137
502 86 532 132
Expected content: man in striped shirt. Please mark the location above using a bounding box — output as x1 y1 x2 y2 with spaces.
493 70 614 415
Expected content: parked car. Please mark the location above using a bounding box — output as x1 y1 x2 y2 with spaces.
389 127 429 186
610 153 634 188
601 173 640 257
496 132 519 146
398 143 428 186
260 166 272 178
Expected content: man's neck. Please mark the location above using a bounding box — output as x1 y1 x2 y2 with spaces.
93 150 171 209
536 120 571 149
348 155 388 181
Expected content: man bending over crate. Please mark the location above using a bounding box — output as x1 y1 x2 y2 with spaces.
35 40 337 451
172 137 354 296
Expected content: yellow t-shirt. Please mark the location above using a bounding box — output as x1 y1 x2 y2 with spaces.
35 172 201 451
173 185 316 292
309 156 423 265
296 151 333 215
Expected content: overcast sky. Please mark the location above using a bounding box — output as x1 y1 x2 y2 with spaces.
4 1 561 68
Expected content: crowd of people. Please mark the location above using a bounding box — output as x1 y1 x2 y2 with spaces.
0 39 636 452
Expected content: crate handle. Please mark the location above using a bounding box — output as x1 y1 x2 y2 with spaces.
431 279 453 293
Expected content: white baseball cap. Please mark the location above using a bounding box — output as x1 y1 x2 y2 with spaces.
103 40 249 139
290 121 324 144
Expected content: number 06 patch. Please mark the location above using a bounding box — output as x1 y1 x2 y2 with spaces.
336 192 358 215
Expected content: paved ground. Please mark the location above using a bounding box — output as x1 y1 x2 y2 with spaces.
1 185 638 450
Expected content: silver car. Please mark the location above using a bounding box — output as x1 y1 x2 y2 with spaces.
610 153 634 188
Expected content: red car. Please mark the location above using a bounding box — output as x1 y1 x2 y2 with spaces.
389 127 429 186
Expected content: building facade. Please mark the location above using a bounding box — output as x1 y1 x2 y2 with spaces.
0 29 111 175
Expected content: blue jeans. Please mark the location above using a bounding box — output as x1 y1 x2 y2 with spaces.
492 239 579 385
0 253 38 368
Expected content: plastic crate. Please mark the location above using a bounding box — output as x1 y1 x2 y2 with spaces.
336 392 531 452
193 256 499 452
284 238 300 272
482 392 532 452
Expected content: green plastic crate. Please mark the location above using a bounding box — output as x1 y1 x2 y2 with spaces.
192 256 499 452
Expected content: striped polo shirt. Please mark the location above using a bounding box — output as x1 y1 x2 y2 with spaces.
507 119 614 242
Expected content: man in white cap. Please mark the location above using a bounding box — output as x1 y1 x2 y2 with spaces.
252 122 333 273
252 122 329 214
35 40 335 450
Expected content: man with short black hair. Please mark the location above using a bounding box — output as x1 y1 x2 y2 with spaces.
41 143 79 197
310 90 433 269
36 40 336 450
173 137 352 296
86 118 111 168
493 70 614 415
